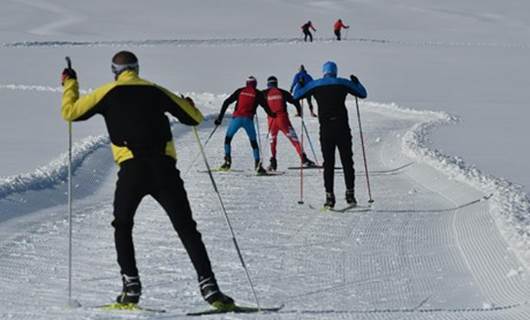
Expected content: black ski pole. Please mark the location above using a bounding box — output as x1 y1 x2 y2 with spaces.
192 127 261 310
184 124 219 175
301 120 319 165
355 97 374 203
64 56 79 307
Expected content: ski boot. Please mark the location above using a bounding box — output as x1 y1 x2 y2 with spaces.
324 192 336 209
116 274 142 305
199 276 235 311
219 156 231 171
268 157 277 171
345 189 357 205
302 153 316 168
255 160 267 176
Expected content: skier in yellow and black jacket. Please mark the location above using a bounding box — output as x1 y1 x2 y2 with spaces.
61 51 234 310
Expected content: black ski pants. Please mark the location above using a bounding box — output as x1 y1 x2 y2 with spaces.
303 30 313 42
319 119 355 194
334 29 341 41
112 155 214 280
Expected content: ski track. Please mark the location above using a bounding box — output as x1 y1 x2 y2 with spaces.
1 95 530 319
1 36 530 50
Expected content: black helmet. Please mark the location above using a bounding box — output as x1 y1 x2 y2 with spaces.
267 76 278 88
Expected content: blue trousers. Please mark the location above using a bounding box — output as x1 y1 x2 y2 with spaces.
224 117 260 161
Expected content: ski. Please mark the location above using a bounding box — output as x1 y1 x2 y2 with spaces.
288 165 335 170
251 171 286 177
321 204 372 213
96 303 166 313
187 304 283 316
198 168 244 173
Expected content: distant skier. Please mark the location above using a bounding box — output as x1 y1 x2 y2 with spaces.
293 61 367 208
61 51 234 310
334 19 349 41
263 76 315 171
214 76 276 174
290 65 317 117
301 21 317 42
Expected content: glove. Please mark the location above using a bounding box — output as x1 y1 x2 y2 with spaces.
61 68 77 85
350 74 359 84
214 118 222 126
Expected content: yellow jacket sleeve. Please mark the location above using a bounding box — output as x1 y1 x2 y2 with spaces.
61 80 115 121
157 86 204 125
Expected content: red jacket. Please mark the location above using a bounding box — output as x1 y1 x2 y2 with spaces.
334 20 348 31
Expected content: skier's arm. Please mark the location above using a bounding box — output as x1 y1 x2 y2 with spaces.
345 75 368 99
157 86 204 125
61 79 113 121
217 89 240 124
257 91 276 117
293 82 315 101
284 90 302 116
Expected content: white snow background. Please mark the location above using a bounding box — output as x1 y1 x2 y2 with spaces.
1 0 530 319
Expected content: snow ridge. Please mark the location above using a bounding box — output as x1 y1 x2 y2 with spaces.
0 135 108 200
365 101 530 268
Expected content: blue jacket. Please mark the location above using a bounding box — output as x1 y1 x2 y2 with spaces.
290 70 314 93
293 76 367 123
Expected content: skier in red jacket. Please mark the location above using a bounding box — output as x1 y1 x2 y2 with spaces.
263 76 315 171
334 19 349 41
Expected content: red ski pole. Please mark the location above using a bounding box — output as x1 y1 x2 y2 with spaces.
298 105 305 205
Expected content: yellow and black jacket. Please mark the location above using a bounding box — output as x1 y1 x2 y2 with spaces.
62 70 203 164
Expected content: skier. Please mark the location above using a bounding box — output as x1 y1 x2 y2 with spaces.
301 20 316 42
263 76 315 171
333 19 350 41
293 61 367 208
290 65 317 117
214 76 276 174
61 51 234 310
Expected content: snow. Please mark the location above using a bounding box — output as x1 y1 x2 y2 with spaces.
1 0 530 319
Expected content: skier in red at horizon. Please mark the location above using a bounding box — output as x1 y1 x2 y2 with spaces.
301 21 317 42
334 19 350 41
263 76 315 171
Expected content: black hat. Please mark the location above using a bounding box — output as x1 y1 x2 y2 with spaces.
267 76 278 88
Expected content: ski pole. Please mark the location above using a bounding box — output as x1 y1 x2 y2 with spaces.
65 56 75 307
298 110 305 205
192 127 261 310
302 120 319 165
184 124 219 175
355 97 374 203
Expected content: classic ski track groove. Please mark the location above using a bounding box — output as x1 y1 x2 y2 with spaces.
2 37 530 49
1 99 530 319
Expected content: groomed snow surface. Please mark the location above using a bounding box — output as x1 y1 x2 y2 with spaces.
1 95 530 319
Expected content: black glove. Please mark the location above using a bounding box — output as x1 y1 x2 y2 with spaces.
350 74 359 84
214 118 222 126
62 68 77 85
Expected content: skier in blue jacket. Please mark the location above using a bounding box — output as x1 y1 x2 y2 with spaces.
294 61 367 208
290 65 317 117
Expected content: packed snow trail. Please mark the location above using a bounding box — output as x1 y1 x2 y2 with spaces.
1 99 530 319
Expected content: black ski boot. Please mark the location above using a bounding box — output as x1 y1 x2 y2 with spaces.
324 192 336 209
220 156 231 171
345 189 357 205
199 276 235 311
255 160 267 175
302 153 316 167
268 157 277 171
116 274 142 304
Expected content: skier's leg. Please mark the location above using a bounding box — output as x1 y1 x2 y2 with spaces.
319 124 336 193
269 119 279 159
309 32 313 42
281 119 303 157
337 123 355 191
224 118 244 158
242 117 260 161
112 161 145 277
150 157 215 280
